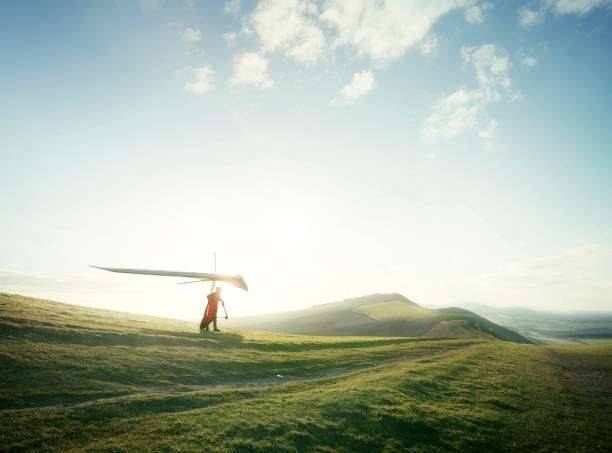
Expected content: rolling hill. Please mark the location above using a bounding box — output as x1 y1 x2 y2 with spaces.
1 293 611 451
231 293 531 343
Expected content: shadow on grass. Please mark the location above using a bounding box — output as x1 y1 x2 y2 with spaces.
0 318 246 348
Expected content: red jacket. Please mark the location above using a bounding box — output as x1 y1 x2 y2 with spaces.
203 293 220 322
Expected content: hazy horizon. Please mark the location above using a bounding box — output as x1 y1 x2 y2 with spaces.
2 267 611 321
2 1 611 320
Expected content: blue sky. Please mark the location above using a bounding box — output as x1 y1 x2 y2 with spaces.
1 0 611 319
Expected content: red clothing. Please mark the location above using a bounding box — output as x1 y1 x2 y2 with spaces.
203 293 220 323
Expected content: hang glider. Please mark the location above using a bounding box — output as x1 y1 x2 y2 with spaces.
90 266 248 291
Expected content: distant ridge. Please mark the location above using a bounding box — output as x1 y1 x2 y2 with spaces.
323 293 419 308
232 293 531 343
463 303 612 340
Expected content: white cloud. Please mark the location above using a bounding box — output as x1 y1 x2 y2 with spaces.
521 55 538 67
461 44 511 98
422 87 485 141
478 119 498 150
551 0 612 15
244 0 492 67
423 44 514 143
181 27 202 44
224 32 238 47
509 90 525 102
519 0 612 27
332 70 376 105
518 7 546 26
184 66 215 95
320 0 472 66
229 52 274 89
225 0 241 15
419 34 439 56
251 0 325 65
465 1 492 24
139 0 165 12
464 5 484 23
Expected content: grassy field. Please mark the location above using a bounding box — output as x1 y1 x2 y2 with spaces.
1 293 611 452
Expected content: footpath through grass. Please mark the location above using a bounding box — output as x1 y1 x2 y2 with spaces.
1 294 611 452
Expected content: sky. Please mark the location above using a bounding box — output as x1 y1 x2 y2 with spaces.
1 0 611 320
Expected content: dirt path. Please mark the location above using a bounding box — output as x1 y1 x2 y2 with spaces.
1 348 467 414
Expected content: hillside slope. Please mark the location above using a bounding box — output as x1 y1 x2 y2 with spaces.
1 293 610 451
232 293 531 343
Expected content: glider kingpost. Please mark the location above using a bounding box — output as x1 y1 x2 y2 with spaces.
90 266 248 291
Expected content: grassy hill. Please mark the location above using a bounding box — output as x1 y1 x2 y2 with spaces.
231 293 531 343
1 293 611 451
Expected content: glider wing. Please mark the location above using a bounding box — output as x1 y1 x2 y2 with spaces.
90 266 248 291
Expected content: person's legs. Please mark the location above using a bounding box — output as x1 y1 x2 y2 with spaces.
200 318 212 332
213 318 220 332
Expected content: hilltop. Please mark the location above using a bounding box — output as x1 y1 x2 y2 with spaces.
231 293 531 343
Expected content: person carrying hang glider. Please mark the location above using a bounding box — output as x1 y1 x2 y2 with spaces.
200 286 228 333
90 266 247 332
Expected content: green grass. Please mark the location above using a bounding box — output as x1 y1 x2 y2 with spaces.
354 300 434 321
1 293 611 452
422 320 476 338
233 294 531 343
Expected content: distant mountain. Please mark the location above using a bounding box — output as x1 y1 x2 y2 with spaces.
231 293 531 343
462 303 612 340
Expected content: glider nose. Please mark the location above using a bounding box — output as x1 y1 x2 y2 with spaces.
235 276 248 291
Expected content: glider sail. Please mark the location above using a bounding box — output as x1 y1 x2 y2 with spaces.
91 266 248 291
